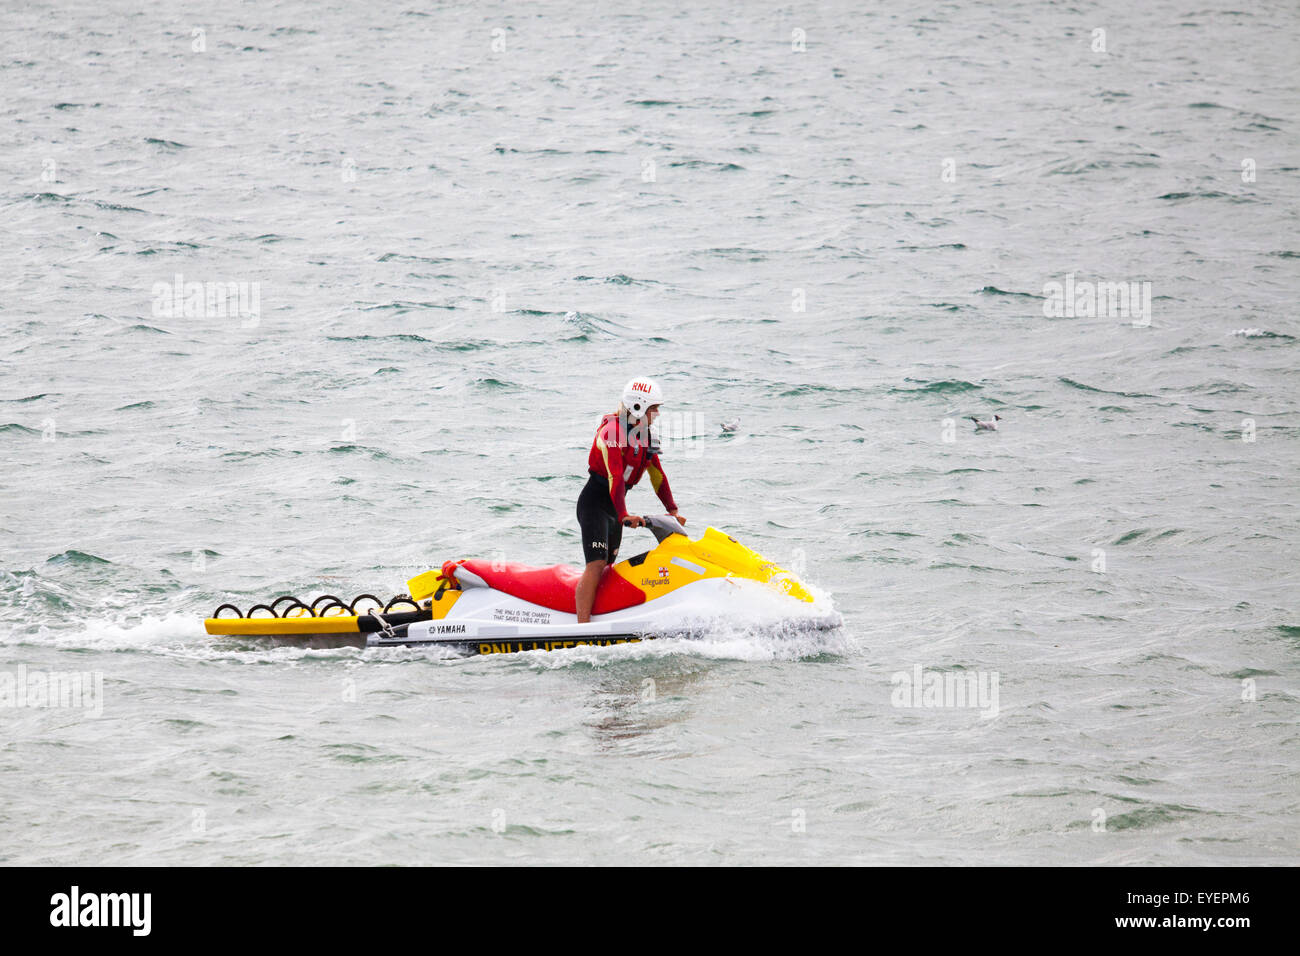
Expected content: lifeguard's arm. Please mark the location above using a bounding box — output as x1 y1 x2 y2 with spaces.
597 434 630 521
647 454 678 513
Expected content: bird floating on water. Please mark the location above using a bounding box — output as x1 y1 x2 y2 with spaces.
968 415 1001 432
720 418 740 433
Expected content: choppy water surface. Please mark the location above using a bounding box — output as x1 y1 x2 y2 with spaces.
2 0 1298 864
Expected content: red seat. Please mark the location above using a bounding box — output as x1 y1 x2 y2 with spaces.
456 560 645 615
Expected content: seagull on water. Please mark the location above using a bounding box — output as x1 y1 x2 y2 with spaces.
968 415 1001 432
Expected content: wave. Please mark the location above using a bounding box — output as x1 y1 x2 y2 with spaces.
326 333 436 343
1058 377 1156 399
890 379 982 397
1229 328 1293 340
977 286 1040 299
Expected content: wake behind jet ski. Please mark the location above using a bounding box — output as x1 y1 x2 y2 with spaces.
204 515 841 656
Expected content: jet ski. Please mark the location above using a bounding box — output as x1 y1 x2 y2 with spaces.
204 516 841 655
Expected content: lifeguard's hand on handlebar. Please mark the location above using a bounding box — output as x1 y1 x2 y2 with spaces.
623 513 687 528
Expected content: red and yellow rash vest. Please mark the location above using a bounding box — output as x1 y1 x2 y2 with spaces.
587 412 678 521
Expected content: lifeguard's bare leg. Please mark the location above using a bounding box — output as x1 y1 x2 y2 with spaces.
575 559 606 623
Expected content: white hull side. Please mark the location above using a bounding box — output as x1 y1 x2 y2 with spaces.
372 578 841 648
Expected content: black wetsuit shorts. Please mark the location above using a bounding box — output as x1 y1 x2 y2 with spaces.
577 471 623 564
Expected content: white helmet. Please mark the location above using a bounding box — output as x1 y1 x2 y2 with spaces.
621 377 664 421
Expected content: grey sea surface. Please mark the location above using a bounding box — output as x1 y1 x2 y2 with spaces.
1 0 1298 864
